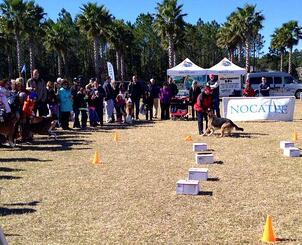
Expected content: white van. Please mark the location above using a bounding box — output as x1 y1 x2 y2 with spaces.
246 72 302 98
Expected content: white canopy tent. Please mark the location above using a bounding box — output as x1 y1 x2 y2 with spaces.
167 58 207 76
207 57 246 75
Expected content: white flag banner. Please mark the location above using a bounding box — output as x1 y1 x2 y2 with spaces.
107 62 115 81
222 96 295 121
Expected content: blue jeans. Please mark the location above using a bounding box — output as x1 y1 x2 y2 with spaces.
197 111 208 135
132 99 140 119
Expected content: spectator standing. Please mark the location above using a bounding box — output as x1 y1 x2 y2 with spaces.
160 82 172 120
149 78 160 119
207 74 221 118
58 79 73 130
128 75 142 120
168 77 178 98
93 80 105 126
189 80 201 120
103 76 115 123
242 81 256 97
27 69 48 116
143 82 153 120
259 77 270 96
46 81 59 119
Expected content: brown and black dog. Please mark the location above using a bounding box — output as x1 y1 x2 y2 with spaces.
203 111 244 137
0 113 19 147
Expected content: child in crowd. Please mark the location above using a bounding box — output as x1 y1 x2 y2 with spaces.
46 81 59 119
87 88 99 127
74 87 88 129
194 86 213 135
160 82 172 120
143 88 153 120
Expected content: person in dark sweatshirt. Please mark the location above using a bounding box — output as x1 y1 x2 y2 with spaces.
128 75 142 120
189 80 201 120
207 74 220 118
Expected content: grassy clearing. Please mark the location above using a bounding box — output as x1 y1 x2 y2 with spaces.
1 101 302 244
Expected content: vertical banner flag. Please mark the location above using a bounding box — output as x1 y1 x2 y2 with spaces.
107 62 115 81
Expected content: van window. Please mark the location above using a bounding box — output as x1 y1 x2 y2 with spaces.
266 77 273 85
284 76 294 84
274 77 282 84
249 77 262 85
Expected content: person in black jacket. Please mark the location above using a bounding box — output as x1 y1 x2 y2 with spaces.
128 75 142 120
207 74 221 118
93 80 105 126
189 80 201 120
168 77 178 97
103 76 115 123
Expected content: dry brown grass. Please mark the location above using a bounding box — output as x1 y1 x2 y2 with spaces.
1 101 302 244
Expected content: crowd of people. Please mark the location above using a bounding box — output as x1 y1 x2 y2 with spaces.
0 69 271 142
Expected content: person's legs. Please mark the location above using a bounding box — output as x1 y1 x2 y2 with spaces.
80 110 87 128
38 102 48 116
213 99 221 118
108 99 114 122
61 112 70 129
73 107 80 128
166 103 170 120
160 103 165 120
196 111 204 135
192 105 195 120
153 98 159 118
134 99 140 119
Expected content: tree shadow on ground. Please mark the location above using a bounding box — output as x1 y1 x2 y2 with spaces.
229 132 269 138
0 207 36 216
0 176 22 180
3 201 40 206
0 167 24 172
0 158 51 163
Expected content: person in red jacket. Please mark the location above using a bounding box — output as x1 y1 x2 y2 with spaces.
194 86 213 135
242 81 256 97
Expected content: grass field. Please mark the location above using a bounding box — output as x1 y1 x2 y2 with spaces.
1 101 302 244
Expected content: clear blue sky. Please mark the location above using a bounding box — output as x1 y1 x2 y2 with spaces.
34 0 302 53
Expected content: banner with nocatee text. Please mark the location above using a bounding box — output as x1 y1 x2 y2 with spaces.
222 96 295 121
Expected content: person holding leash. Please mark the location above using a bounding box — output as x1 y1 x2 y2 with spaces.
207 74 221 118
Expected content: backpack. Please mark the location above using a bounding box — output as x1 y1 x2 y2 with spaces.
193 94 203 112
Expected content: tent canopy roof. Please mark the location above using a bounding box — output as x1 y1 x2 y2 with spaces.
167 58 207 76
208 58 246 75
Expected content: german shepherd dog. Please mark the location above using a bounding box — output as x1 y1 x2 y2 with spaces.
0 113 19 147
203 111 244 137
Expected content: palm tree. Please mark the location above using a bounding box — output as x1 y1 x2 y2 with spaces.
279 21 302 74
0 16 14 78
217 23 237 62
154 0 187 68
107 19 133 81
24 1 45 77
0 0 27 75
77 3 112 80
271 27 287 71
233 4 264 72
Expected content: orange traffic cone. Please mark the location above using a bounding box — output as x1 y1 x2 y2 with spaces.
292 132 298 141
113 132 119 143
185 135 193 142
92 150 101 164
261 215 277 243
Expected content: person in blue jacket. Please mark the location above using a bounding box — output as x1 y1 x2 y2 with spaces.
58 79 73 130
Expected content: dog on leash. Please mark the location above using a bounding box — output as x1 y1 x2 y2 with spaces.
203 111 244 137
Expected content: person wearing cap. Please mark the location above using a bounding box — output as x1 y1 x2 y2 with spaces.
207 74 221 118
194 85 213 135
189 80 201 120
259 77 270 96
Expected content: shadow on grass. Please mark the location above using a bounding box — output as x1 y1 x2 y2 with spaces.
0 176 22 180
0 158 51 163
214 161 224 164
0 207 36 216
276 238 298 242
0 167 24 172
207 177 220 181
3 201 40 206
198 191 213 196
231 132 269 138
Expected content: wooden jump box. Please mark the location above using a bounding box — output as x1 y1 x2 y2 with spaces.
283 147 300 157
280 141 295 149
193 143 207 152
176 179 199 195
195 153 214 164
188 168 208 181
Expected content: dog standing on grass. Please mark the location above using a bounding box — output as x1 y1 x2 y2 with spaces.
203 111 244 137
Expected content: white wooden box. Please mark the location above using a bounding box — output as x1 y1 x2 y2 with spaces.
188 168 208 181
280 141 294 149
195 153 214 164
193 143 207 152
283 147 300 157
176 179 199 195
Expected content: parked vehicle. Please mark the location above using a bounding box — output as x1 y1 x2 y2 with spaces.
246 72 302 98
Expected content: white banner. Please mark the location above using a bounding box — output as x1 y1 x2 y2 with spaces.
222 96 295 121
218 74 241 97
107 62 115 81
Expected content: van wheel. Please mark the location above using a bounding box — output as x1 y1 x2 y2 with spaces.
295 90 302 99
